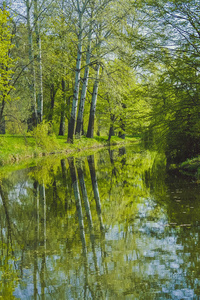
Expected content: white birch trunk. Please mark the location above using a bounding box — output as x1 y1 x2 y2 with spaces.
34 0 43 123
86 64 100 138
75 19 93 135
67 13 83 142
27 0 37 128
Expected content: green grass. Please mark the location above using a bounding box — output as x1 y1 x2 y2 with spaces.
0 134 139 166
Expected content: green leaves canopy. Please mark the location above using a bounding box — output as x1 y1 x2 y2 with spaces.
0 9 14 103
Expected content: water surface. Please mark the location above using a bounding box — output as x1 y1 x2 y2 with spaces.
0 145 200 299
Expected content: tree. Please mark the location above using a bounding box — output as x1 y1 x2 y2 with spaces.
67 0 88 142
75 4 93 136
142 0 200 163
26 0 37 128
6 0 56 130
0 8 14 133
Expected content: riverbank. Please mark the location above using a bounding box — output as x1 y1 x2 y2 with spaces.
0 134 139 166
179 156 200 177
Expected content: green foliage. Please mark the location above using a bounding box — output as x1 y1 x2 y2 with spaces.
145 54 200 163
97 59 150 137
0 9 14 104
141 0 200 163
3 0 199 165
31 121 59 151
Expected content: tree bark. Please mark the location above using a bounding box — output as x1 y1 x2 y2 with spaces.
34 0 43 123
75 19 92 136
108 124 115 141
67 13 83 143
59 78 66 135
27 0 37 129
0 108 5 134
48 83 56 123
86 64 100 138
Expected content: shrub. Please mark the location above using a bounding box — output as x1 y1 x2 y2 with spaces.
31 121 59 151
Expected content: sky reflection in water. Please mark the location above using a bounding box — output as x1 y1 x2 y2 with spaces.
0 145 200 299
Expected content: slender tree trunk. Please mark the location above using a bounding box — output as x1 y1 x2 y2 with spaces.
86 64 100 138
67 14 83 143
118 103 126 139
108 124 115 141
0 113 5 134
75 21 92 136
59 78 66 135
0 67 8 133
48 83 56 122
27 0 37 129
37 36 43 122
34 0 43 123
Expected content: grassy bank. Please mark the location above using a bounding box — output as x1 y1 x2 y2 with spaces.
0 134 139 166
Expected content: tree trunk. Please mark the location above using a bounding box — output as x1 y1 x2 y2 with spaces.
48 83 56 123
86 64 100 138
67 14 83 143
37 36 43 123
118 103 126 139
27 0 37 129
75 21 92 136
59 78 66 136
0 91 6 134
108 124 115 141
34 0 43 123
0 116 5 134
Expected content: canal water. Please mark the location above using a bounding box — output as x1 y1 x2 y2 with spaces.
0 145 200 299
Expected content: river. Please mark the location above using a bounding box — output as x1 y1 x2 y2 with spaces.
0 144 200 299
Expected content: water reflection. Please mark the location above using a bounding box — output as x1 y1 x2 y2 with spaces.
0 146 200 299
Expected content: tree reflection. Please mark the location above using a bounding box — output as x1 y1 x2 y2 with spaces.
1 147 200 298
68 157 89 298
87 155 104 231
76 158 93 231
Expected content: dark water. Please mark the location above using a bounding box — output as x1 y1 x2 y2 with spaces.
1 145 200 299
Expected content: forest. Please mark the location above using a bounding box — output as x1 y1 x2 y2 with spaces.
0 0 200 165
1 1 200 297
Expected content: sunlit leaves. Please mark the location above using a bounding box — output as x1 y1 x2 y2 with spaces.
0 9 14 103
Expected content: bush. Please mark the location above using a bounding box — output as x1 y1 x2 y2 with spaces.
31 121 59 151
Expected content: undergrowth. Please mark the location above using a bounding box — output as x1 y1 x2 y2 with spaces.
0 127 139 166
